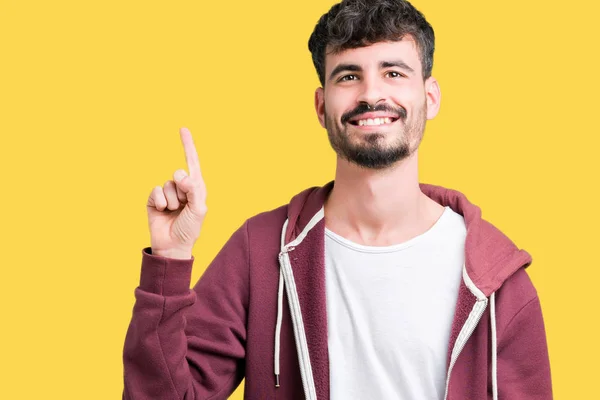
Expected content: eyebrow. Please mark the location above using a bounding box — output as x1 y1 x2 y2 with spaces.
328 59 416 82
381 60 415 74
328 63 362 82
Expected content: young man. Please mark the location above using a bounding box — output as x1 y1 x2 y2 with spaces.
123 0 553 399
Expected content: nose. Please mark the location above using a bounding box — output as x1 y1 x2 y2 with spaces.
356 74 386 108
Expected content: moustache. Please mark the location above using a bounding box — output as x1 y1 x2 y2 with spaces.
341 103 407 125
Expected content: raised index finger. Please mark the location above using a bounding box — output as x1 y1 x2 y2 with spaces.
179 127 202 179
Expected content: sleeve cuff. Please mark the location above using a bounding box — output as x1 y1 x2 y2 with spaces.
139 247 195 296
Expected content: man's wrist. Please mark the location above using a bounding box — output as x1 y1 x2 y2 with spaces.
152 248 193 260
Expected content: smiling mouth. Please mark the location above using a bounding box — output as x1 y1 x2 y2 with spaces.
349 117 399 127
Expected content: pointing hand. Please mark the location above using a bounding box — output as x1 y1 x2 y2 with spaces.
146 127 207 259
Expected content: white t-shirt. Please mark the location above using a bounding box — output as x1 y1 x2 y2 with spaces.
325 206 467 400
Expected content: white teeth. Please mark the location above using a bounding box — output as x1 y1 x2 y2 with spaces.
357 117 393 126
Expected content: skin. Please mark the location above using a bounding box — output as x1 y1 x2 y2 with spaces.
315 37 445 246
147 37 444 258
146 127 207 259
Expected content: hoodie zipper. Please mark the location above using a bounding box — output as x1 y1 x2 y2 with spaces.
278 246 317 400
443 299 488 400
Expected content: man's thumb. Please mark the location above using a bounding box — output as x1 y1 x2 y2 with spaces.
173 169 204 211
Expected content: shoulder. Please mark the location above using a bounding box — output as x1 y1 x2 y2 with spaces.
246 204 288 238
494 267 540 337
235 204 290 266
497 267 538 304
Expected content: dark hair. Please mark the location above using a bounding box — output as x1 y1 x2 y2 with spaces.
308 0 435 86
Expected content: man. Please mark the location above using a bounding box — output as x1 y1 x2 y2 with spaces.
123 0 553 399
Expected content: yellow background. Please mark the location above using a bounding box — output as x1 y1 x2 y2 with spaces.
1 0 598 398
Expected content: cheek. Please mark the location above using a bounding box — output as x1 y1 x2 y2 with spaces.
391 82 426 106
325 93 352 121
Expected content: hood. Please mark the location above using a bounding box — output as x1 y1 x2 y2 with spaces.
284 180 532 296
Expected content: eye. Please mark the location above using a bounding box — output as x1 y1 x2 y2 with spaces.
339 74 358 82
386 71 404 78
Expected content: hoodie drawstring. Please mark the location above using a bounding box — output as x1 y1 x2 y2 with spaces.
274 211 324 399
274 270 284 387
490 292 498 400
274 218 288 388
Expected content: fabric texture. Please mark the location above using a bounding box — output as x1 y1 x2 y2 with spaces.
122 181 553 400
325 206 467 399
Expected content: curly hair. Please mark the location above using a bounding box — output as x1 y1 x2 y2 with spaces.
308 0 435 86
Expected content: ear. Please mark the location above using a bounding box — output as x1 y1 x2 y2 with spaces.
425 76 441 120
315 87 326 128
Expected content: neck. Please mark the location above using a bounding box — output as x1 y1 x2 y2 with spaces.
324 150 444 246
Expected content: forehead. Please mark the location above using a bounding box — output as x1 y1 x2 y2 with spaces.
325 38 422 73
